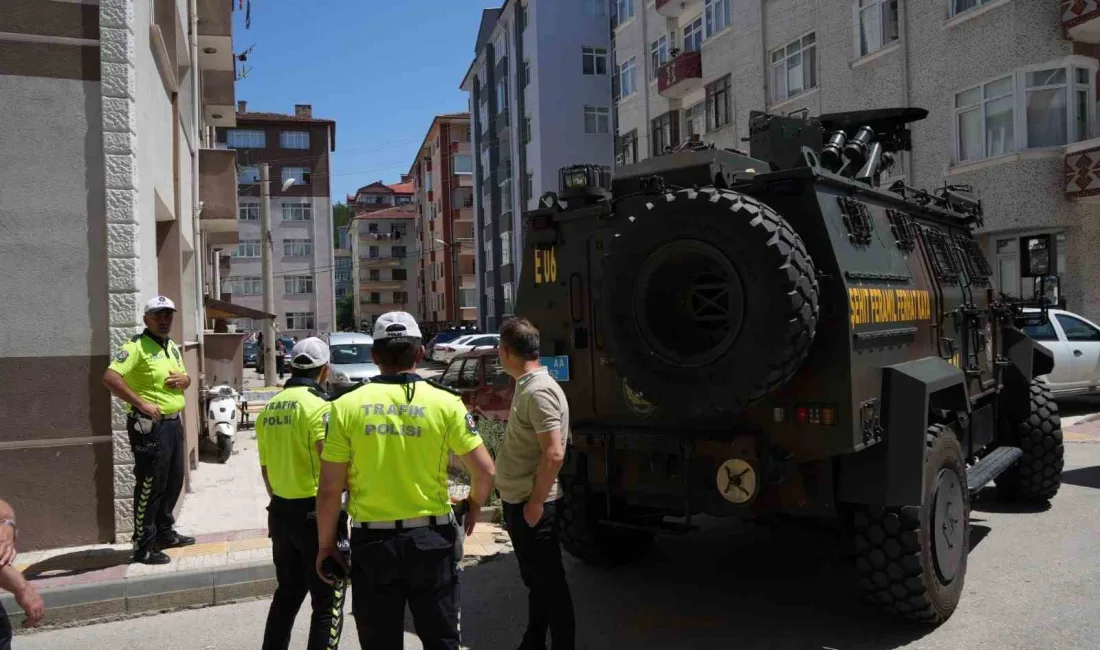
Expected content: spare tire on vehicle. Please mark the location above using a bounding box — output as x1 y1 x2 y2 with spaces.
602 188 819 413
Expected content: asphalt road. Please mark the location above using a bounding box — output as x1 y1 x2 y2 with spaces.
14 438 1100 650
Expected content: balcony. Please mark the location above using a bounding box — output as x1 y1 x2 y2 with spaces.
360 302 409 311
362 256 402 268
201 69 236 128
199 149 239 236
1064 0 1100 43
658 51 703 98
360 280 404 291
196 0 234 71
656 0 702 18
1065 138 1100 201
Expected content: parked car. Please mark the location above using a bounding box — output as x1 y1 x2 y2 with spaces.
425 327 481 359
1023 307 1100 397
242 342 258 368
431 334 500 364
438 348 514 421
324 331 379 397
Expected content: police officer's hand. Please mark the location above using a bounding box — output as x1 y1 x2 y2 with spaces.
316 545 348 586
138 401 163 421
165 371 190 390
15 583 44 627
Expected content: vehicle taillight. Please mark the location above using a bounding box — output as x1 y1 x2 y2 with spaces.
796 407 808 424
794 404 838 426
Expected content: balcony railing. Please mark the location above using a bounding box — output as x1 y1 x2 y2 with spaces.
656 0 701 18
1064 0 1100 43
657 51 703 98
1065 138 1100 201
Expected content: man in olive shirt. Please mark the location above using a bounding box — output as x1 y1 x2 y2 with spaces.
495 317 574 650
103 296 195 565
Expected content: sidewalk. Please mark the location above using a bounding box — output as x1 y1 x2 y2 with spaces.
1064 413 1100 443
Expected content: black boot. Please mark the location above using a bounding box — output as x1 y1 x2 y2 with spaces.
132 549 172 565
156 530 196 549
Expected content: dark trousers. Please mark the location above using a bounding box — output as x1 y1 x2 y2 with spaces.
503 499 575 650
0 601 11 650
276 354 285 379
128 414 185 552
263 497 348 650
349 522 462 650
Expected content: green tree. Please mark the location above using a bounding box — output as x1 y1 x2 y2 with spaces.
332 202 350 248
336 295 355 331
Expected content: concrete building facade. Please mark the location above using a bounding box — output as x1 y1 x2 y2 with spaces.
216 103 338 338
0 0 242 549
460 0 616 331
349 206 419 329
611 0 1100 320
409 113 478 330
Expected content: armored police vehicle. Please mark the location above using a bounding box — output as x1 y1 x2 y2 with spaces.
516 108 1064 624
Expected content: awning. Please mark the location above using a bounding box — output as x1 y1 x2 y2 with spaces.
203 296 275 320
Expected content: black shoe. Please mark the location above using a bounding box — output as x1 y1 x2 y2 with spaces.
156 531 196 549
132 549 172 565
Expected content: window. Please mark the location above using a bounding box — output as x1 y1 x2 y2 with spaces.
279 130 310 149
520 3 529 31
613 0 633 26
234 318 255 332
460 288 477 308
285 312 315 331
453 154 473 174
619 56 638 97
230 275 261 296
441 359 463 386
281 166 310 187
392 246 407 258
226 129 265 148
503 282 514 315
1022 321 1059 342
617 130 639 165
486 292 496 317
1056 314 1100 341
238 165 260 186
369 268 380 281
368 245 380 258
705 0 732 37
584 105 610 134
392 268 407 281
496 77 508 116
649 36 669 80
651 111 679 156
500 176 513 210
484 237 494 271
233 239 260 258
284 275 314 295
770 33 817 104
367 292 381 304
685 102 706 140
459 358 480 388
706 75 732 131
950 0 998 18
238 202 259 221
394 291 409 304
283 238 312 257
582 46 608 75
683 15 704 52
523 59 531 88
426 171 433 191
858 0 899 57
501 231 512 266
281 203 312 221
523 115 532 144
1027 68 1071 148
525 170 534 200
583 0 605 17
955 76 1013 163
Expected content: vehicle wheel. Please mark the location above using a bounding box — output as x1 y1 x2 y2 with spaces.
995 380 1064 502
851 424 969 624
602 188 818 413
559 453 654 566
216 433 233 464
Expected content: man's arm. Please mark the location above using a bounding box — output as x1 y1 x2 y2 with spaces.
0 565 44 627
522 388 567 526
260 467 274 500
315 402 351 583
103 370 160 420
0 498 17 567
528 428 565 506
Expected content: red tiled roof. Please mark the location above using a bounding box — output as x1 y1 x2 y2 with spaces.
351 205 417 221
387 182 414 195
237 111 335 124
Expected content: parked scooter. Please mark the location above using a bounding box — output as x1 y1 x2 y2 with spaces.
203 384 241 463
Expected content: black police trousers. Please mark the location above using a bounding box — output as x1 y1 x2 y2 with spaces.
128 414 185 552
349 521 462 650
0 601 11 650
263 496 348 650
502 500 576 650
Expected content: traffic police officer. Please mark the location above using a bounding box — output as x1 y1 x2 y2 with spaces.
315 311 496 650
257 337 347 650
102 296 196 565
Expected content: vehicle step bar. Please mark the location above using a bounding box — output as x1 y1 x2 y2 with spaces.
599 519 698 535
966 446 1023 494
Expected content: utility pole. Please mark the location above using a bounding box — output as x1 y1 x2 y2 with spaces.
451 241 460 325
260 163 277 387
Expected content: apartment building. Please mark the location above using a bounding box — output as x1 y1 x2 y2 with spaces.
409 113 478 330
460 0 616 331
217 103 338 338
349 206 419 329
347 178 415 211
0 0 246 550
611 0 1100 319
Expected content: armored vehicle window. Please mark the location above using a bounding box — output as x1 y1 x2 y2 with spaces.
1023 321 1059 342
1056 314 1100 342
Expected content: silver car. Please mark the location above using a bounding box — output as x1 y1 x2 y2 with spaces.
324 332 380 395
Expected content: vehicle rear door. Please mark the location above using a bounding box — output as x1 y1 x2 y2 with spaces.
439 359 475 409
1023 318 1074 389
1053 313 1100 391
455 357 481 408
476 354 513 420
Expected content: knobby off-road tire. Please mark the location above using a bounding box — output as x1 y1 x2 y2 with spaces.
602 188 818 412
559 453 654 566
995 380 1064 502
851 424 969 624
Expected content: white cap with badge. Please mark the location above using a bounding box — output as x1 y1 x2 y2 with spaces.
144 296 177 313
373 311 423 342
290 337 331 369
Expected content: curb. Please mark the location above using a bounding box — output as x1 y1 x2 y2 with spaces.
2 560 276 633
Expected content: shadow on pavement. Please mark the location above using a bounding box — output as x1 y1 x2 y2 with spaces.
22 549 133 579
969 487 1052 514
1061 465 1100 489
446 518 943 650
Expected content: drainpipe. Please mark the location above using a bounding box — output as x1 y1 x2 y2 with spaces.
190 0 205 366
899 0 913 186
760 0 769 114
641 6 651 156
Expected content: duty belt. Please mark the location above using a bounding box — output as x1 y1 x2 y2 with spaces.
352 511 456 530
132 410 180 420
